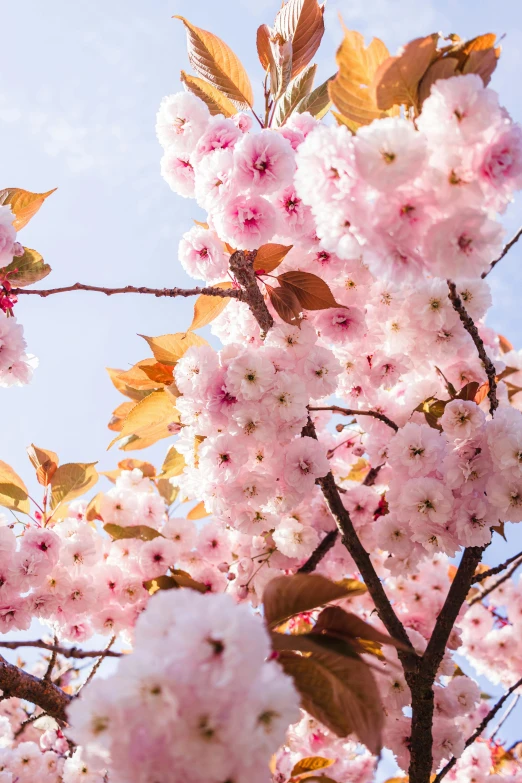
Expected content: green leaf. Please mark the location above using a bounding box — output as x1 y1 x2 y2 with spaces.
295 76 334 119
50 463 98 509
1 247 51 287
104 523 163 541
274 64 317 127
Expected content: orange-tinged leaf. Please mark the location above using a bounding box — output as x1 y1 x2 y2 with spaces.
108 390 180 450
263 573 361 630
278 650 383 753
50 463 98 509
462 33 498 55
156 478 179 506
180 71 237 117
256 24 273 71
274 0 325 79
187 500 210 520
188 282 233 330
174 16 253 109
278 270 340 310
27 445 59 486
160 446 186 479
139 332 209 365
372 34 439 112
474 382 490 406
254 243 293 273
418 57 459 105
0 247 51 287
86 492 104 522
118 459 156 478
137 361 175 386
0 460 30 515
104 523 162 541
498 334 514 354
268 284 302 326
117 360 167 391
313 606 409 651
100 469 121 483
462 47 499 86
193 219 209 230
291 757 334 776
106 367 152 402
0 187 57 230
144 572 208 594
328 29 392 128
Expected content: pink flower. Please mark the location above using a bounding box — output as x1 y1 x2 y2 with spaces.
314 306 366 344
233 129 295 195
178 226 229 284
155 92 209 153
354 117 427 191
192 115 242 165
160 151 195 198
283 436 329 493
424 209 503 278
213 194 276 251
440 399 486 440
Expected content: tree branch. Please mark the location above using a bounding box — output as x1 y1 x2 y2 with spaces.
308 405 399 432
482 225 522 278
12 283 242 299
228 250 274 334
0 640 122 659
432 675 522 783
469 556 522 607
0 654 71 723
474 550 522 584
447 281 498 415
298 529 339 573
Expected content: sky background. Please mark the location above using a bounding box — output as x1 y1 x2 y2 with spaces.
2 0 522 777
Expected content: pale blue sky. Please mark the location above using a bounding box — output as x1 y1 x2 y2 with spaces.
2 0 522 770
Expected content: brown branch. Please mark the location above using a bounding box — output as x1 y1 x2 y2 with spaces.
298 529 339 573
482 225 522 278
447 281 498 415
0 640 121 659
79 636 117 692
474 550 522 584
12 283 242 300
308 405 399 432
228 250 274 334
469 556 522 607
298 466 383 574
432 674 522 783
0 654 71 722
302 418 416 666
14 710 47 739
43 635 59 682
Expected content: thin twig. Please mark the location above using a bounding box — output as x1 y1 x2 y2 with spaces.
43 636 59 682
490 694 519 741
0 640 121 659
14 710 47 739
433 675 522 783
469 556 522 606
447 281 498 415
298 529 339 573
78 636 117 693
11 283 242 300
308 405 399 432
474 550 522 583
482 225 522 278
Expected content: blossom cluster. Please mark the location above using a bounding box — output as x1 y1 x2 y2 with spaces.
66 589 299 783
0 205 37 387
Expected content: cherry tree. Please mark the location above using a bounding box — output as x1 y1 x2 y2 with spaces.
1 4 522 783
